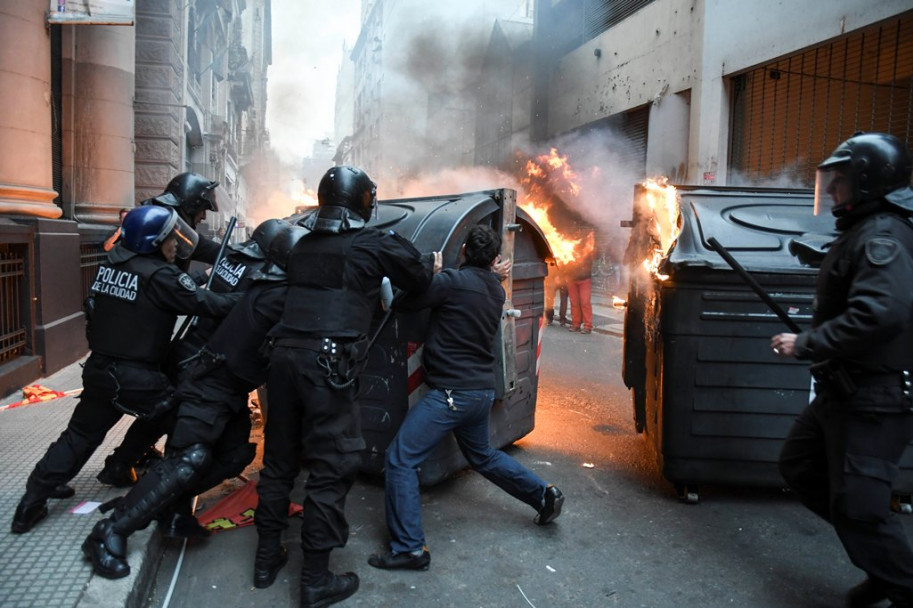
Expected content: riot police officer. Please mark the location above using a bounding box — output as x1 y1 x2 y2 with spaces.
82 224 304 580
145 171 223 265
11 205 240 535
254 166 436 607
96 218 291 495
94 172 229 488
772 132 913 607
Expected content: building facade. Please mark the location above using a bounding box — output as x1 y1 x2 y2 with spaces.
0 0 271 396
532 0 913 187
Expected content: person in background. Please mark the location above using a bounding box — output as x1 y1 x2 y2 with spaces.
103 208 131 252
566 231 595 334
772 132 913 608
10 206 239 535
254 166 436 607
368 224 564 572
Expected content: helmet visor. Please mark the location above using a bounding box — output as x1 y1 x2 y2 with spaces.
169 214 199 259
814 167 850 216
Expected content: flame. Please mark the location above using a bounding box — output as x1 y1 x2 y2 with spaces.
640 177 681 280
517 148 593 266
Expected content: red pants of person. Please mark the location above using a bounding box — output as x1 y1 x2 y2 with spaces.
567 277 592 331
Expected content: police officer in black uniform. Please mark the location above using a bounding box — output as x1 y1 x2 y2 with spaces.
772 132 913 608
96 218 290 494
82 224 305 580
95 172 228 488
11 205 240 534
254 166 436 607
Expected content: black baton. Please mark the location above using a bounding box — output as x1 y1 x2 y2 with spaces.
173 216 238 342
707 236 802 333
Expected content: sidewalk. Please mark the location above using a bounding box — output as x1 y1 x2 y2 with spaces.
0 355 163 608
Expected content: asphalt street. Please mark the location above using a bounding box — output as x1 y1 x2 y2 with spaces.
140 323 906 608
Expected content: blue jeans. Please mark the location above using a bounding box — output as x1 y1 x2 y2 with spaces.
384 388 547 554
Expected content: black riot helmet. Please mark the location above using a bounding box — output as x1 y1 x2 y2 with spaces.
317 166 377 221
150 172 219 227
267 225 310 271
815 132 913 217
232 218 291 260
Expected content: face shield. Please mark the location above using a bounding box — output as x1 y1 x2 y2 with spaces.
814 166 852 217
165 213 199 259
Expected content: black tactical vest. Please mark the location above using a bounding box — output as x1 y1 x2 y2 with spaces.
279 231 377 338
88 256 177 364
207 283 286 388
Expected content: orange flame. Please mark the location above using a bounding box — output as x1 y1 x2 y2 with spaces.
640 177 681 280
518 148 593 266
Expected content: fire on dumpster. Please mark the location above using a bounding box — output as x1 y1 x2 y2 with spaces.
516 147 596 266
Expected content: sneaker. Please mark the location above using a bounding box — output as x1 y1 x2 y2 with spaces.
568 326 580 332
368 548 431 571
535 485 564 525
581 328 592 334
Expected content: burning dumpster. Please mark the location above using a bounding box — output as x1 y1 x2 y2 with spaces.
622 184 836 502
354 188 551 484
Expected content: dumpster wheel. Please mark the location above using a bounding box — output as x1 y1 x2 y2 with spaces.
675 483 700 505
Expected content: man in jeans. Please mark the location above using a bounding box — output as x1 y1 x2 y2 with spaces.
368 224 564 571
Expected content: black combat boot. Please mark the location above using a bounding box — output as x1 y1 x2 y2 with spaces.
96 460 138 487
157 496 210 539
253 534 288 588
11 495 48 534
300 550 359 608
82 518 130 579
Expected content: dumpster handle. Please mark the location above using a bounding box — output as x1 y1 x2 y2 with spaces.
707 236 802 333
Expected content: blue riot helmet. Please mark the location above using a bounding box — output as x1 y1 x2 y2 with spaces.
121 205 199 259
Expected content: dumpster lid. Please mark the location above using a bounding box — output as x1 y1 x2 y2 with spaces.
667 186 836 272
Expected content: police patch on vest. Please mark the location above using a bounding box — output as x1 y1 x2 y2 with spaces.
865 237 901 266
178 273 198 292
91 265 139 302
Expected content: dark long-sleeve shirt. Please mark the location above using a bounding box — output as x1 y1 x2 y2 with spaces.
398 265 504 390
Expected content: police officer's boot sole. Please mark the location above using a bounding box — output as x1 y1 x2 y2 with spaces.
11 501 48 534
254 546 288 588
81 523 130 579
300 572 359 608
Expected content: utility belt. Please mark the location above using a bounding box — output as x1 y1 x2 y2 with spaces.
811 359 912 401
271 336 369 390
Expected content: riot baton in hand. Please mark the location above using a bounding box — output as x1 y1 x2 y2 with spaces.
707 236 802 333
173 216 237 343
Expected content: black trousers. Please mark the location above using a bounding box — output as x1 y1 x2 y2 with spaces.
25 353 172 500
255 346 365 553
779 388 913 602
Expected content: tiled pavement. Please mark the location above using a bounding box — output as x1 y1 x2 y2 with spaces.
0 355 163 608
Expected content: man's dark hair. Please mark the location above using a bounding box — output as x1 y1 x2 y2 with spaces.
464 224 501 268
